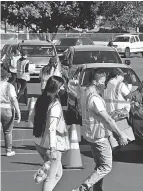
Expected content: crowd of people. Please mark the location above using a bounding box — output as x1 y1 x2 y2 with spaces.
0 50 142 191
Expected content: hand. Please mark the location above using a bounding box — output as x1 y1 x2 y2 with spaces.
119 135 130 146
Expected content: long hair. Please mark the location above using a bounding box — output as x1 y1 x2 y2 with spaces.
33 76 64 137
42 62 53 75
42 57 58 75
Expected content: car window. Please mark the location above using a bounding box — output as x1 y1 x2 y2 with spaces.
113 36 130 42
135 36 139 42
130 36 135 43
82 38 94 45
81 67 142 89
20 45 56 57
73 50 122 65
76 39 83 45
58 38 77 46
10 45 18 53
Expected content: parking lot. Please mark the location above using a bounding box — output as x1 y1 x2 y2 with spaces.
1 43 143 191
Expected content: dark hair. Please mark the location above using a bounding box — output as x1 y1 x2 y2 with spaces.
105 68 125 87
33 76 64 137
42 57 58 75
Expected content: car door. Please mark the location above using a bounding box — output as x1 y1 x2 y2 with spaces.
67 68 82 109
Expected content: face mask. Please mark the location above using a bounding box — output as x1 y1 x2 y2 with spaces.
118 75 124 82
128 84 132 91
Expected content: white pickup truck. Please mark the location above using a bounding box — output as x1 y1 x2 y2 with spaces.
112 34 143 58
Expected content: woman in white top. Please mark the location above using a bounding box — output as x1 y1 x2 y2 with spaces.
32 76 69 191
0 68 21 156
39 57 61 93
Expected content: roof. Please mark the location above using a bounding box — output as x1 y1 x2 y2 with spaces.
18 40 53 46
60 36 90 39
72 45 116 51
81 63 130 69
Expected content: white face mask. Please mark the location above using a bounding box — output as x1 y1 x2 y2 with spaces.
128 84 132 91
118 75 124 82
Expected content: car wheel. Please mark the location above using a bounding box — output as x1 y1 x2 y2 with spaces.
141 52 143 57
124 48 130 58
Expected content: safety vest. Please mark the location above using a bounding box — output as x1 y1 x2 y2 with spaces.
17 59 30 81
82 87 109 142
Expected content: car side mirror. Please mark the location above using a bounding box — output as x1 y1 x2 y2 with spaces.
124 60 131 65
61 59 69 66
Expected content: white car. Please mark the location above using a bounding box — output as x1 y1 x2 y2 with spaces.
112 34 143 58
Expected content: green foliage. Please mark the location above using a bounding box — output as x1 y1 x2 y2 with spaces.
1 1 99 33
98 1 143 30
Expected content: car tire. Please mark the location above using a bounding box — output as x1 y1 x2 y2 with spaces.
141 52 143 57
124 48 130 58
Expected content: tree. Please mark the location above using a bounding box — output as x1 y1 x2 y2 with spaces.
98 1 143 31
1 1 99 35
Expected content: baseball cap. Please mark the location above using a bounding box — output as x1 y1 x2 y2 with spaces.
1 68 11 78
112 68 126 77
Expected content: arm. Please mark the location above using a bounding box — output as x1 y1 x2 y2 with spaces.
11 97 21 123
91 97 129 145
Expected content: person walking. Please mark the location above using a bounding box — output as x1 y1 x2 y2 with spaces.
0 68 21 156
39 57 61 93
9 49 21 91
72 69 130 191
17 50 30 105
32 76 70 191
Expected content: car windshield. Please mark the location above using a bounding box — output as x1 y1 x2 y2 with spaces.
82 67 142 91
20 45 56 57
73 50 122 64
113 36 130 42
58 38 77 46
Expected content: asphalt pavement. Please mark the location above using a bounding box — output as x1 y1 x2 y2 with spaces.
1 55 143 191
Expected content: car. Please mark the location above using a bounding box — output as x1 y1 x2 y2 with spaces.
1 40 61 79
61 45 130 83
55 36 94 60
112 34 143 58
67 63 143 124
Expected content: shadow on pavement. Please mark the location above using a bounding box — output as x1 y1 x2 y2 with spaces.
11 162 41 166
1 145 36 151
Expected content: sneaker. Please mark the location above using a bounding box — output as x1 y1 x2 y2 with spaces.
72 184 89 191
6 151 16 156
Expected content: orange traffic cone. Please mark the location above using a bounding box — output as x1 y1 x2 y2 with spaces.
27 97 36 128
62 124 83 169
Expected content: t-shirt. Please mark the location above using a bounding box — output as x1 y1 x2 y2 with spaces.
9 55 21 73
0 81 17 108
104 78 130 113
40 101 61 148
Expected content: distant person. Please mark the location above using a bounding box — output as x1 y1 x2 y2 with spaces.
72 69 130 191
32 76 70 191
9 49 20 91
0 68 21 156
17 50 30 105
107 40 113 47
39 57 61 93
